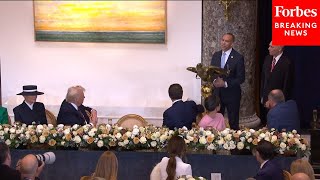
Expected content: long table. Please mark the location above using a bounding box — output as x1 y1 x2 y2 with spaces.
10 150 296 180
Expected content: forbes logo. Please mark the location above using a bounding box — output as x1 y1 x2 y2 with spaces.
275 6 317 17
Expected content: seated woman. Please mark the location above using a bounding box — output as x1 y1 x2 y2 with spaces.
0 106 9 124
198 95 226 131
150 135 192 180
290 159 315 180
83 151 118 180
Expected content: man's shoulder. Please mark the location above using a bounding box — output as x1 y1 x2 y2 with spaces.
231 49 244 58
34 102 45 107
0 164 21 180
13 103 24 111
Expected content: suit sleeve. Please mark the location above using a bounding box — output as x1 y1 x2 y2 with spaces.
282 59 294 100
39 103 48 124
225 55 245 88
267 111 278 130
162 111 170 128
13 108 22 123
260 57 267 100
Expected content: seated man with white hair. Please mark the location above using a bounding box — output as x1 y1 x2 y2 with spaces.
57 86 97 126
291 173 311 180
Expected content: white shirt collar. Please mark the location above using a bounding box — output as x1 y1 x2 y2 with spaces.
24 101 34 110
273 52 283 65
70 103 78 110
260 160 269 169
222 48 232 57
172 99 182 105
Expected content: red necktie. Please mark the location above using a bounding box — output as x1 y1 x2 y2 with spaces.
270 58 276 72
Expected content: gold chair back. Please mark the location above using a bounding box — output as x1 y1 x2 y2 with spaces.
45 109 57 126
117 114 147 129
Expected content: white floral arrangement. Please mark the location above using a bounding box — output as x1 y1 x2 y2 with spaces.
0 123 310 157
177 175 206 180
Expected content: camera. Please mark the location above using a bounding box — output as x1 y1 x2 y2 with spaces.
35 152 56 167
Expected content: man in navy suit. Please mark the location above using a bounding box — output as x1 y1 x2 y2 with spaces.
0 142 21 180
266 89 300 132
260 41 294 126
211 33 245 130
163 84 199 130
57 86 97 126
254 140 284 180
13 85 47 125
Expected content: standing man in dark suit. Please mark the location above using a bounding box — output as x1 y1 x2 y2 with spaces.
253 140 284 180
211 33 245 130
163 83 200 130
260 41 294 125
13 85 47 125
57 86 97 126
266 89 300 132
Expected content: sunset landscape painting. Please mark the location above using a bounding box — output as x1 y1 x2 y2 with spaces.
33 1 166 43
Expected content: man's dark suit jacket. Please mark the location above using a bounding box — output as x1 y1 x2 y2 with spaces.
163 100 198 130
211 48 245 129
267 100 300 132
0 164 21 180
13 102 47 125
254 160 284 180
57 100 88 126
261 54 294 104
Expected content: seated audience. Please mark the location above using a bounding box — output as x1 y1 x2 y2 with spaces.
253 140 283 180
0 142 20 180
13 85 47 125
198 95 226 131
87 151 118 180
18 154 44 180
290 159 315 180
57 86 97 126
0 106 9 124
163 84 201 130
151 135 192 180
291 173 311 180
266 89 300 132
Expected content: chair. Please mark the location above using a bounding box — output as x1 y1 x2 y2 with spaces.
45 109 57 126
283 170 292 180
116 114 147 129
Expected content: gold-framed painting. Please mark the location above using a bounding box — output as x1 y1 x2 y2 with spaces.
33 1 166 43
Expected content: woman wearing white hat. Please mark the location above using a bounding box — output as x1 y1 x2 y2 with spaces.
13 85 47 125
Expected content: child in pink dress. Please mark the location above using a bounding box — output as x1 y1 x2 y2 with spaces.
198 95 226 131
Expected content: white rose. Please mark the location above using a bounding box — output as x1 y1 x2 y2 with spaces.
10 134 15 140
154 132 160 138
189 130 194 135
116 133 122 139
225 134 232 141
61 141 65 146
151 134 157 140
271 135 278 143
230 143 236 150
237 130 242 135
249 129 255 133
264 137 270 142
39 135 46 143
240 137 246 142
259 133 266 139
0 131 4 136
133 125 138 129
124 139 129 145
83 135 89 140
132 128 139 136
118 142 124 147
282 132 287 138
187 135 194 142
88 130 95 137
218 138 225 145
122 132 130 138
25 134 30 140
36 125 44 130
74 136 82 143
184 139 190 144
199 136 207 144
237 142 244 150
9 128 15 134
223 143 230 150
247 138 253 143
280 142 287 149
207 143 216 150
205 131 212 136
0 125 2 129
97 140 104 147
57 124 64 129
300 144 306 151
5 139 11 145
151 141 157 147
63 129 70 135
169 130 174 135
48 124 54 129
72 124 79 130
160 135 167 142
140 136 147 144
4 128 9 133
16 130 22 134
288 134 294 139
138 127 144 133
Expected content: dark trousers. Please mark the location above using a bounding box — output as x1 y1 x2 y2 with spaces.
220 99 240 130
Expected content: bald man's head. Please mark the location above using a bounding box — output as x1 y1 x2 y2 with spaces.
292 173 311 180
20 154 38 176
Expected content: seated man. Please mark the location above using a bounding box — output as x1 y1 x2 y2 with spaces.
57 86 97 126
253 140 284 180
13 85 47 125
291 173 311 180
163 83 200 130
266 89 300 132
0 142 20 180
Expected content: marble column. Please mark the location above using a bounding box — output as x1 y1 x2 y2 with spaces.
202 0 260 128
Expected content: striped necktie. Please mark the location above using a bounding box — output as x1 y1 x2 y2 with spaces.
270 57 276 72
221 52 227 68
